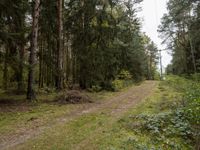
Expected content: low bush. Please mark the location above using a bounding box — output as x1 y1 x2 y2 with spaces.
111 79 124 91
125 75 200 149
117 70 132 80
56 90 92 104
88 85 102 92
111 70 133 91
131 110 193 139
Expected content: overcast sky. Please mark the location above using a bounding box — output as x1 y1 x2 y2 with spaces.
138 0 172 69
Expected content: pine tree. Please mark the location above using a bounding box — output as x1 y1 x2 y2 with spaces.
27 0 40 100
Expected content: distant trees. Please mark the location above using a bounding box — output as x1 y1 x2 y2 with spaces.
0 0 29 92
0 0 159 100
159 0 200 75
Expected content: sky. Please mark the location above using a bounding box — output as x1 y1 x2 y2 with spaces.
138 0 172 69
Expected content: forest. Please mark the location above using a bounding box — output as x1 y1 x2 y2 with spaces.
0 0 159 100
0 0 200 150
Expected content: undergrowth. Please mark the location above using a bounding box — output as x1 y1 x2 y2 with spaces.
123 75 200 149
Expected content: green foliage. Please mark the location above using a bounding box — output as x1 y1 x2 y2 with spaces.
119 76 199 149
111 79 124 91
190 73 200 82
0 0 159 94
164 76 200 127
87 85 102 92
159 0 200 75
185 98 200 126
133 110 193 140
111 70 133 91
183 83 200 127
164 76 200 148
154 71 160 80
117 70 132 80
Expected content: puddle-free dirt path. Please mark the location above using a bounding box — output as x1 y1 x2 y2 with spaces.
0 81 157 150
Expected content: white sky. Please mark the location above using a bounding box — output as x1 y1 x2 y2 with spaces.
138 0 172 69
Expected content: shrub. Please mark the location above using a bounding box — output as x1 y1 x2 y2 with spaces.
190 73 200 82
87 85 102 92
111 79 124 91
117 70 132 80
164 76 200 148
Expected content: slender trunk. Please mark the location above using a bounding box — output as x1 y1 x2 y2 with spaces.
188 8 197 74
56 0 64 89
79 0 87 89
159 50 163 80
18 44 25 92
147 57 150 80
72 54 76 84
66 33 72 82
17 7 26 93
189 33 196 73
3 47 8 90
27 0 40 100
149 56 152 80
39 39 43 88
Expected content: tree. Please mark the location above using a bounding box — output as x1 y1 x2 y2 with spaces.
56 0 64 89
27 0 40 100
0 0 162 94
159 0 200 75
0 0 29 92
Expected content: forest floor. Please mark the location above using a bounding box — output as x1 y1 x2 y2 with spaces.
0 81 157 150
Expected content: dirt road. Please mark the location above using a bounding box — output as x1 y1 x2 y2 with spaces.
0 81 158 150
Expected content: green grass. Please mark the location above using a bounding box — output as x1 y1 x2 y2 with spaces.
0 84 135 138
15 112 110 150
74 82 192 150
2 79 194 150
88 80 192 150
13 81 185 150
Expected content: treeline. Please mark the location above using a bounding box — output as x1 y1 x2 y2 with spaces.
0 0 158 100
159 0 200 75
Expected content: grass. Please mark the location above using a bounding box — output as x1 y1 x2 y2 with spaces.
80 82 189 150
88 81 193 150
0 84 135 138
2 79 194 150
15 112 110 150
13 81 184 150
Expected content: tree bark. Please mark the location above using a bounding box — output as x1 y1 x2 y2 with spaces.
39 38 43 88
17 44 25 92
17 10 26 93
3 47 8 90
27 0 40 100
56 0 64 90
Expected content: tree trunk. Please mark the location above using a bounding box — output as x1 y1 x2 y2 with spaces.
27 0 40 100
17 44 25 92
56 0 64 90
39 38 43 88
3 47 8 90
17 11 26 93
